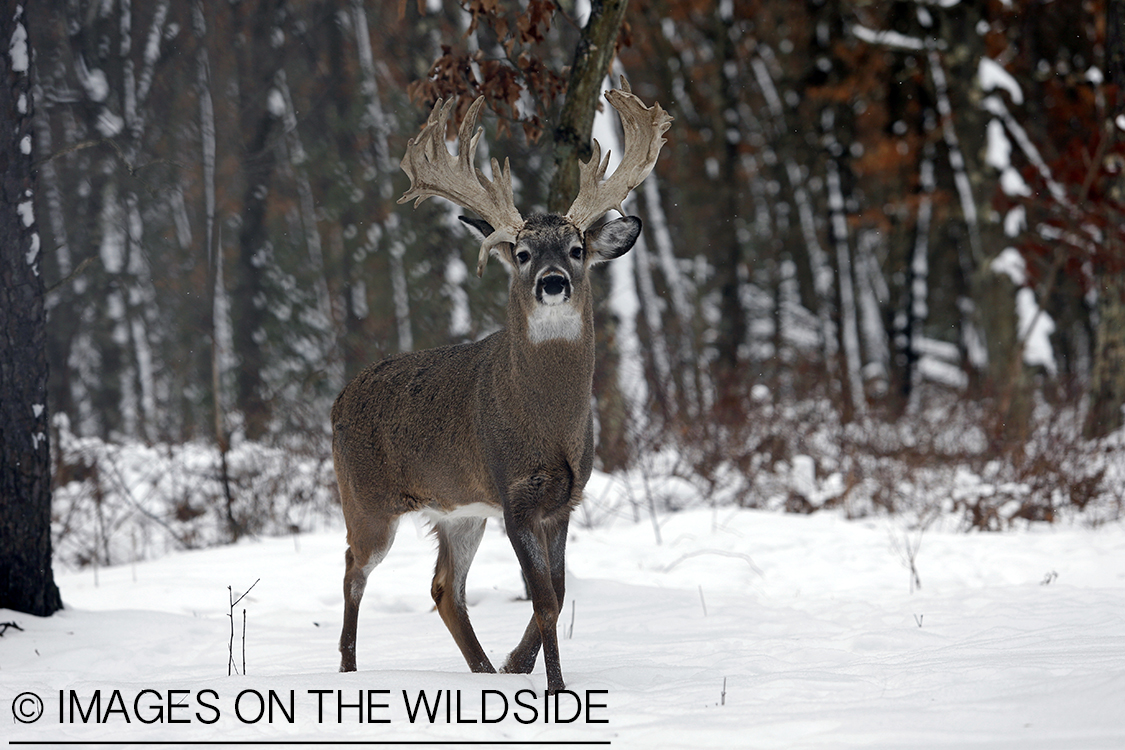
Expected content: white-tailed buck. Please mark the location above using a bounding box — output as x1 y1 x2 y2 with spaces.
332 80 671 693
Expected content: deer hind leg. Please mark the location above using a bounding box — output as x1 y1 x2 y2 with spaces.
502 511 570 694
432 517 496 673
339 514 399 672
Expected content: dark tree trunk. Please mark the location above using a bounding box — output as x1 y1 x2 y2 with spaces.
231 0 286 440
547 0 630 213
548 0 632 465
1 2 63 617
1085 0 1125 439
710 4 748 395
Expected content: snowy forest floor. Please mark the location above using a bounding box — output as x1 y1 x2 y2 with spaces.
4 475 1125 748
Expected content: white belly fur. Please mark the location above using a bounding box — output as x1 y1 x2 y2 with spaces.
421 502 503 521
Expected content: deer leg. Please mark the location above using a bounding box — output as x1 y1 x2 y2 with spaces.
432 517 495 673
339 515 399 672
503 512 570 674
502 514 568 693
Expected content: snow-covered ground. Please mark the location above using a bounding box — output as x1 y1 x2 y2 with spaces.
4 472 1125 748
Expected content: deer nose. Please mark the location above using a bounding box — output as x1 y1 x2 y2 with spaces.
537 272 570 303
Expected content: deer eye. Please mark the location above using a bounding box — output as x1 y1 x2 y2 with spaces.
516 250 531 265
569 246 584 260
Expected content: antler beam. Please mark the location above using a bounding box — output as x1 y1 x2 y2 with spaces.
564 78 673 232
399 97 524 276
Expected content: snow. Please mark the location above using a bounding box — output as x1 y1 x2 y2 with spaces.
986 119 1010 171
918 354 968 388
979 58 1023 105
25 231 39 269
851 24 925 51
17 198 34 227
983 96 1066 204
96 109 124 138
76 55 110 103
5 497 1124 748
1016 288 1057 376
1004 206 1026 237
267 88 285 118
991 247 1026 286
8 11 28 73
1000 166 1032 197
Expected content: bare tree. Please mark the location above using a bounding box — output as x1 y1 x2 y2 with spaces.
1 1 62 617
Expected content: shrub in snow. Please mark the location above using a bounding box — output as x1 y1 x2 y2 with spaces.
51 415 339 569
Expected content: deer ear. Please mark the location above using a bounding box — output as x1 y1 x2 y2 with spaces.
586 216 641 264
459 215 495 240
459 215 517 272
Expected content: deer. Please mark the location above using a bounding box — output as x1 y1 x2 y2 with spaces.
331 80 671 694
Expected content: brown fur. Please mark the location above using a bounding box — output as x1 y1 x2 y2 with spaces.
332 213 640 693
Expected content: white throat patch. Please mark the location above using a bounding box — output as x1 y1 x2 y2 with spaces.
527 303 583 344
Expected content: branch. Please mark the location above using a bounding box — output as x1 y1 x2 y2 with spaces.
230 578 261 609
45 253 99 295
0 621 25 637
662 549 763 577
33 138 183 198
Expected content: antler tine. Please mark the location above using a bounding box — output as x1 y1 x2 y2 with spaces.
564 78 673 232
398 96 524 276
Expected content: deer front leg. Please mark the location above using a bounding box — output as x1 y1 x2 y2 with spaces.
502 511 570 694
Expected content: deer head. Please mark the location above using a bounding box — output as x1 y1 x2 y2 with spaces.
398 77 672 277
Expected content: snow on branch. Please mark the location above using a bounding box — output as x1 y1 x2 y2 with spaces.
850 24 931 52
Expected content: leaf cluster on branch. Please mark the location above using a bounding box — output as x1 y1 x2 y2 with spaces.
408 0 568 142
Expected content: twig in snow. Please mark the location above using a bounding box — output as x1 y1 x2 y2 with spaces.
227 578 260 676
0 621 24 637
698 585 707 617
566 600 576 640
1041 570 1058 585
663 549 763 577
721 677 727 706
889 527 924 594
914 614 924 628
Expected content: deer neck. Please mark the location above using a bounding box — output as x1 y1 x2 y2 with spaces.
497 294 595 425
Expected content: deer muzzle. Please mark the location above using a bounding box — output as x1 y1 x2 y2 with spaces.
536 271 571 305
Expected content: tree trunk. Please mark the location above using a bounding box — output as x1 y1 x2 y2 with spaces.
1085 0 1125 438
709 3 748 397
548 1 631 462
1 3 63 617
547 0 630 213
232 0 285 440
1086 271 1125 438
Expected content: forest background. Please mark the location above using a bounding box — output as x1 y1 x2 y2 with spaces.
23 0 1125 566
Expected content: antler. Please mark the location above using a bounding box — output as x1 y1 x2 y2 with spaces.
399 96 524 276
564 78 673 232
